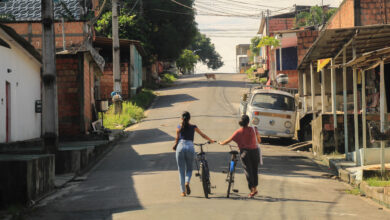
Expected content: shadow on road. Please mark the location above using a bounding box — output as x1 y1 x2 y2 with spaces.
152 94 198 109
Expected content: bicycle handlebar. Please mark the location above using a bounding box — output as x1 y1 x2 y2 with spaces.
194 141 211 146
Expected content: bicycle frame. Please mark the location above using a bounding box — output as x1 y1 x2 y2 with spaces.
194 142 211 198
226 144 239 198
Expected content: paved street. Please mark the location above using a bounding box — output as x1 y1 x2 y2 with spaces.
28 74 390 220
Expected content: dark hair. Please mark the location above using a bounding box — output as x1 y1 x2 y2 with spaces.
181 111 191 131
239 115 250 127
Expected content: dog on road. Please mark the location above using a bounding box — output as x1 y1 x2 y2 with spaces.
205 73 216 80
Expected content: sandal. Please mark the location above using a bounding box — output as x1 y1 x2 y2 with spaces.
181 192 186 197
248 191 258 198
185 184 191 195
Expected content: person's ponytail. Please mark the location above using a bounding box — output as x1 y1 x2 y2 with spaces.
181 111 191 132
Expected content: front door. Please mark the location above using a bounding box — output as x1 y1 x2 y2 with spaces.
5 81 10 143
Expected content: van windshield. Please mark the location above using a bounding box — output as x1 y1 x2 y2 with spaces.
251 93 295 111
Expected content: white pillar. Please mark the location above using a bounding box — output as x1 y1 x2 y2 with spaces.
353 46 359 164
279 47 283 71
331 58 337 126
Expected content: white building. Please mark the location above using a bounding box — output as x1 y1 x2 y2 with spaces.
0 24 42 143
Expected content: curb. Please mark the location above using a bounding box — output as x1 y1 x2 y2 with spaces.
328 158 390 209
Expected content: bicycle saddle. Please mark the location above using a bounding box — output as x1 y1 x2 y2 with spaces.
229 150 239 155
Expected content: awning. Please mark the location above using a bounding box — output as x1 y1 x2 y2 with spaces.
298 24 390 70
346 47 390 70
93 36 146 57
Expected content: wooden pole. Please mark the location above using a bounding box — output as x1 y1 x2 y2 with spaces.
362 70 367 166
343 48 349 156
331 58 339 153
321 68 325 113
353 45 359 165
379 60 387 177
303 71 307 113
41 0 58 154
311 62 316 119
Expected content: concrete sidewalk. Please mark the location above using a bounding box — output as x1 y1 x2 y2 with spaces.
319 154 390 208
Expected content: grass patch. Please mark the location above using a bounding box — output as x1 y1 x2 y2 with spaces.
102 89 156 129
366 177 390 187
345 187 361 195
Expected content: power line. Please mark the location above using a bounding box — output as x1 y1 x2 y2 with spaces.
170 0 193 10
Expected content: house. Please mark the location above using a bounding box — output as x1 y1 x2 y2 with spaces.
257 6 312 89
0 23 42 143
93 36 146 100
0 23 55 209
297 0 390 166
235 44 250 73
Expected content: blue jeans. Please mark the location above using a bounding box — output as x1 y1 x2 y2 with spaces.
176 139 195 192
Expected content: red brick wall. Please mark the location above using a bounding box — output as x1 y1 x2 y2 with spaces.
360 0 390 25
5 22 86 51
56 56 81 136
100 63 130 100
297 30 319 65
269 18 295 33
327 0 355 29
277 70 299 88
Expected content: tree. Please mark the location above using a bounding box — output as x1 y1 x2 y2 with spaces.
189 32 224 70
257 36 280 48
95 0 197 62
296 6 338 27
176 49 199 74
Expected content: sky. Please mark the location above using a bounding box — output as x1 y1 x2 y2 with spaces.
193 0 344 73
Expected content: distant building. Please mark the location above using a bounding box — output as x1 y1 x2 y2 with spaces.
236 44 250 73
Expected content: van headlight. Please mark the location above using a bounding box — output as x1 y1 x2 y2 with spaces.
284 121 292 128
252 117 259 125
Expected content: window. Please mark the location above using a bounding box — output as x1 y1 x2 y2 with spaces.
251 93 295 111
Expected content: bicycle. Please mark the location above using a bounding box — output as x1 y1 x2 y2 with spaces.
194 141 212 198
223 144 239 198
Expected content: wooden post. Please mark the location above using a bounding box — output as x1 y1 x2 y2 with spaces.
321 69 326 113
311 62 316 119
303 71 307 113
362 70 367 166
331 58 339 153
343 48 349 156
353 44 359 165
41 0 58 154
379 60 387 177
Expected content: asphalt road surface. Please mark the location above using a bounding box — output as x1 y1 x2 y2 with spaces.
28 74 390 220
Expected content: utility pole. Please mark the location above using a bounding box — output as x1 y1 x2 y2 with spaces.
41 0 59 154
112 0 121 94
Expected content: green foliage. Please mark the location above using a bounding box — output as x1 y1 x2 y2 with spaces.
161 73 177 84
257 36 280 48
250 36 261 55
102 89 155 129
95 0 197 62
189 32 224 70
176 49 199 73
296 6 338 27
366 177 390 187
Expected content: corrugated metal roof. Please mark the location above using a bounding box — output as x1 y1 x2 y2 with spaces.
298 24 390 70
0 0 82 21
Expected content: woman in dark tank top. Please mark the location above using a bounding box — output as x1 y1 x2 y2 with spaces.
173 111 215 197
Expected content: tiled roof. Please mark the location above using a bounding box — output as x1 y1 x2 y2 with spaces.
0 0 82 21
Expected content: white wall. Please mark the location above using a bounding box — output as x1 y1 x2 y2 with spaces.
0 31 41 143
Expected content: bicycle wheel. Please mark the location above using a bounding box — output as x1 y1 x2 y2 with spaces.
226 161 235 198
200 163 209 198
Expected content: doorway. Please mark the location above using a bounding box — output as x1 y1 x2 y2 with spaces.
5 81 10 142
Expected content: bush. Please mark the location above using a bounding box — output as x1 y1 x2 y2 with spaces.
161 73 177 84
102 89 156 129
